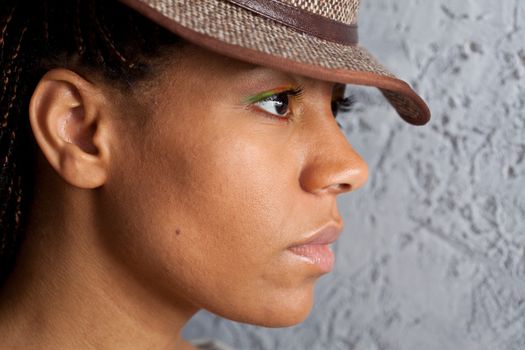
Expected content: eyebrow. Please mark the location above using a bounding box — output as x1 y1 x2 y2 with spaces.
243 84 296 104
238 65 299 87
237 65 343 100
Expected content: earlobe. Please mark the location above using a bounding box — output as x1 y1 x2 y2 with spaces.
29 69 110 189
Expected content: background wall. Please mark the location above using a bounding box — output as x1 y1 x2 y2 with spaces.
184 0 525 349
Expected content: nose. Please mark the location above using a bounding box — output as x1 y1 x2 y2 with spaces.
299 123 369 195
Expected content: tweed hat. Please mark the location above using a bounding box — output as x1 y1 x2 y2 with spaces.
118 0 431 125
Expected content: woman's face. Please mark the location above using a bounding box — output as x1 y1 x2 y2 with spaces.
98 44 368 326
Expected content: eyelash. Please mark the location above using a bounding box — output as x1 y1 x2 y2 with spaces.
249 87 355 128
332 95 356 128
249 87 304 123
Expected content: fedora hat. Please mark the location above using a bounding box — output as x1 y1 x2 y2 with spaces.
118 0 431 125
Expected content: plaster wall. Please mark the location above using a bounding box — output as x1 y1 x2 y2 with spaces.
184 0 525 349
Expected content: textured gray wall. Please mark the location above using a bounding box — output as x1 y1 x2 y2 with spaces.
183 1 525 349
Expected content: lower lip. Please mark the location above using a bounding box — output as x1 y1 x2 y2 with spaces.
288 244 335 273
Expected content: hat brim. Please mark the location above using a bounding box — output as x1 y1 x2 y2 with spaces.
119 0 431 125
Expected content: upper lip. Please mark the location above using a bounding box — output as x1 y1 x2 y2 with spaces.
289 222 343 247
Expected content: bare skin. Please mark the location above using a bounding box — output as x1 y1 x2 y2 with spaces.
0 44 368 349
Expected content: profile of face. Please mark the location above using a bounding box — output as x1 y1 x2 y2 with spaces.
30 43 369 328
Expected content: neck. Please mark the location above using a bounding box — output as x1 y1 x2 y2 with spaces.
0 166 199 350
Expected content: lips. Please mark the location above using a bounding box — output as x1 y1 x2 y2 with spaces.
288 223 342 273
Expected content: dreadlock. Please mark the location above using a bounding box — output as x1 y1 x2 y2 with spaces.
0 0 182 285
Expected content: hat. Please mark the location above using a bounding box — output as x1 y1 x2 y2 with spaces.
118 0 431 125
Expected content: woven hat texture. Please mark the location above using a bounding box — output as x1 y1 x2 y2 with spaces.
278 0 360 24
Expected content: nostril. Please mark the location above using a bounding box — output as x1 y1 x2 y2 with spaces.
329 183 351 193
338 183 351 192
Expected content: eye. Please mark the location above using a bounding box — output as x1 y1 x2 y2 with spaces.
331 95 355 118
253 92 291 118
331 95 356 128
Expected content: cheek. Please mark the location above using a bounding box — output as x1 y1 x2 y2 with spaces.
152 131 298 277
165 136 316 325
101 111 317 326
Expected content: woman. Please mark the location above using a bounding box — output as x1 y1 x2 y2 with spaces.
0 0 430 349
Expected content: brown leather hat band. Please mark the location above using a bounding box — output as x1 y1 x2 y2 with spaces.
226 0 359 45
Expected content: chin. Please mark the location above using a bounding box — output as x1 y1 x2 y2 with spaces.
216 286 316 328
254 304 313 328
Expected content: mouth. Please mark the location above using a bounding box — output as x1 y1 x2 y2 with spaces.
287 223 342 273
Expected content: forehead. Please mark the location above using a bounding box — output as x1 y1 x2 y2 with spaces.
155 43 342 93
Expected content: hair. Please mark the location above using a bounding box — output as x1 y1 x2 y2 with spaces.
0 0 182 285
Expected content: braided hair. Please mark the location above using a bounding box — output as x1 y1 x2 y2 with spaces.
0 0 182 285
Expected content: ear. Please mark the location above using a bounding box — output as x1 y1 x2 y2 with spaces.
29 68 111 189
